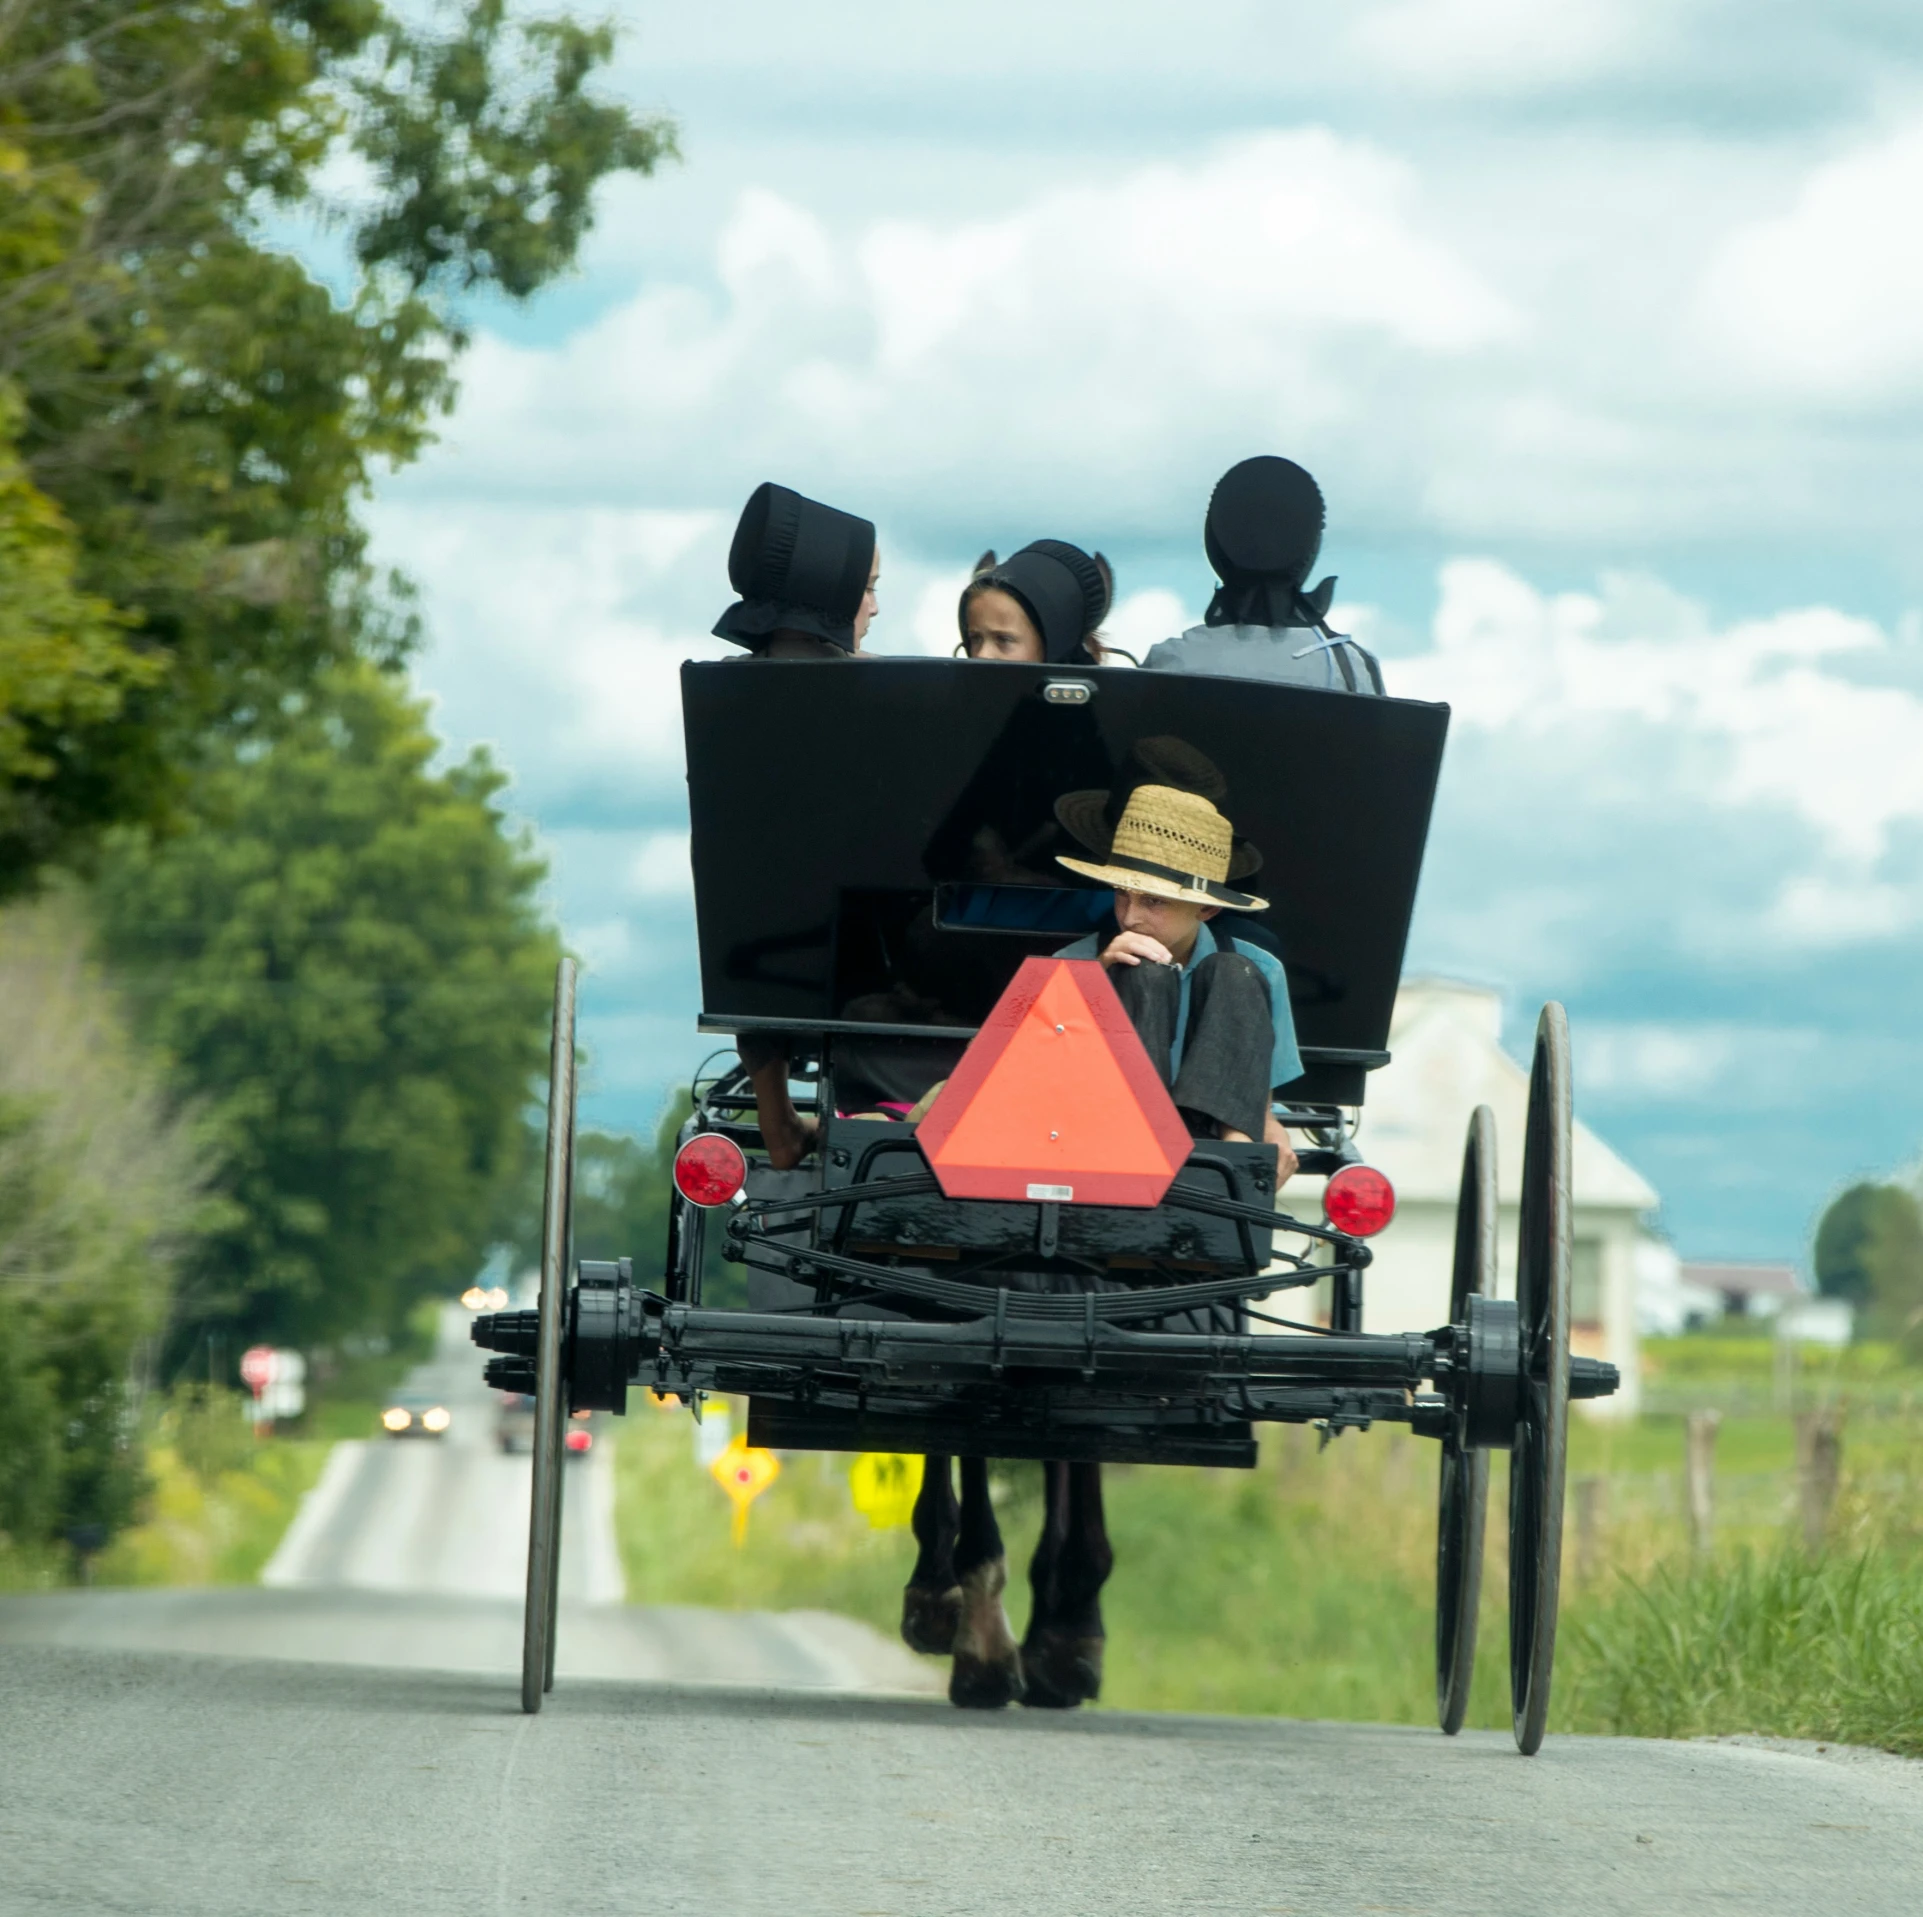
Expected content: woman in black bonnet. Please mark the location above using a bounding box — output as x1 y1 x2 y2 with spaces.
717 482 880 1165
714 480 880 661
959 539 1112 665
1144 456 1384 693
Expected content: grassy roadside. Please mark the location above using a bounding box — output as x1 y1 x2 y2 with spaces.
613 1394 1923 1752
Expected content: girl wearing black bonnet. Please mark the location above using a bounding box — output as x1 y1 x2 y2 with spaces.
714 481 880 659
959 538 1113 666
1144 456 1384 693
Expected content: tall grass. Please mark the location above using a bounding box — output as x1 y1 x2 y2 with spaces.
1565 1547 1923 1754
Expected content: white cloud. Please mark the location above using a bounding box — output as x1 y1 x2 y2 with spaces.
1398 559 1923 869
1578 1021 1825 1101
414 131 1517 529
1350 0 1655 91
629 831 694 899
1694 121 1923 402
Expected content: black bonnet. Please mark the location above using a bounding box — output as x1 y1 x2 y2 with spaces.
713 482 877 653
964 538 1111 665
1203 456 1332 629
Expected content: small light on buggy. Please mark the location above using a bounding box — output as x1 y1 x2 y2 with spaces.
1324 1164 1395 1238
673 1134 748 1207
565 1427 593 1454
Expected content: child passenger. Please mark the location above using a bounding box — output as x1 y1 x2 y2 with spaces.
959 541 1112 664
1053 784 1300 1178
714 481 880 1165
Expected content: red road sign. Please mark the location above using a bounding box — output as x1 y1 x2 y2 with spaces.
916 957 1191 1206
239 1346 276 1392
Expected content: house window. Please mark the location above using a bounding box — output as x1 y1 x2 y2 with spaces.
1572 1240 1604 1327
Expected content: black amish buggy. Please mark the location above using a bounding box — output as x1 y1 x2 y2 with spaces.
473 657 1619 1749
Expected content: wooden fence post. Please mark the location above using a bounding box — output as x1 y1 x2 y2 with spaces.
1795 1407 1843 1552
1685 1410 1720 1560
1574 1474 1608 1582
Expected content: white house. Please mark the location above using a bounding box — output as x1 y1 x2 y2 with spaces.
1288 979 1660 1417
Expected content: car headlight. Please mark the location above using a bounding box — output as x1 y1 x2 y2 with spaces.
421 1406 451 1433
381 1406 412 1432
460 1286 489 1311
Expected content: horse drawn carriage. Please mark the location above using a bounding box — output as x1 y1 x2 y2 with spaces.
473 653 1619 1751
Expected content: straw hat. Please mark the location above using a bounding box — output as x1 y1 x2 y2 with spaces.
1057 784 1268 912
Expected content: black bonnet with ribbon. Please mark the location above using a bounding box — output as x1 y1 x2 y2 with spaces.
713 482 877 653
1202 456 1337 631
962 538 1112 665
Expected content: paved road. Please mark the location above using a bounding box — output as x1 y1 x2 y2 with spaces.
1 1644 1919 1917
261 1304 625 1605
3 1308 1918 1913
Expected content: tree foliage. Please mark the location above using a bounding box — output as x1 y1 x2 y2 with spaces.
1815 1181 1923 1350
0 0 675 887
93 662 560 1353
0 892 207 1559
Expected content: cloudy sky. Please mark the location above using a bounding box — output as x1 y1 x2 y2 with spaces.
366 0 1923 1265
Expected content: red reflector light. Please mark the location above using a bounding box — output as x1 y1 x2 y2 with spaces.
565 1428 592 1453
1324 1164 1396 1238
673 1133 747 1207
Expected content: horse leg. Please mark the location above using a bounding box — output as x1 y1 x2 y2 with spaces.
1020 1461 1111 1708
901 1455 962 1655
948 1455 1023 1708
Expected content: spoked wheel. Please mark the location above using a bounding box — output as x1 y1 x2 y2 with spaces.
1436 1104 1496 1735
1509 1003 1572 1755
522 957 578 1714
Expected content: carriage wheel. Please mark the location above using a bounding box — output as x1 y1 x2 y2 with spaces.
1509 1004 1572 1755
522 957 578 1714
1436 1104 1496 1735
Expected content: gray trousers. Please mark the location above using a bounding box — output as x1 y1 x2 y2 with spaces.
1112 950 1272 1142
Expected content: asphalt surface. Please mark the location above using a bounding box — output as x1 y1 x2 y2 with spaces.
2 1644 1920 1917
3 1308 1919 1914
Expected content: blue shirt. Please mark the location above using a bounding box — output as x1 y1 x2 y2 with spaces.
1054 917 1304 1095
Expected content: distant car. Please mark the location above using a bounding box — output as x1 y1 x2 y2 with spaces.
381 1390 451 1439
565 1410 595 1459
496 1396 595 1457
497 1392 536 1455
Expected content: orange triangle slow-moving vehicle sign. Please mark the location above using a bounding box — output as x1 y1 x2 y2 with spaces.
915 958 1192 1207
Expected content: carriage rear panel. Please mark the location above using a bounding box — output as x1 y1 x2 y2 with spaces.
683 659 1450 1104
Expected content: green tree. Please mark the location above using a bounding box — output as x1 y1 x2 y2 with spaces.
93 661 559 1353
0 892 207 1562
0 0 675 888
1814 1181 1923 1350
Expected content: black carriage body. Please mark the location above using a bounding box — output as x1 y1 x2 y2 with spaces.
682 658 1448 1106
480 660 1621 1746
616 658 1467 1464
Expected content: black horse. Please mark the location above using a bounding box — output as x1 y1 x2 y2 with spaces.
903 1455 1112 1709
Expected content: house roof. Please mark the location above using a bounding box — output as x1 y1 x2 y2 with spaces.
1342 979 1659 1211
1681 1262 1804 1299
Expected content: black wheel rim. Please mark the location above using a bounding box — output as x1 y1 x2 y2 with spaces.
1437 1105 1495 1735
1509 1005 1571 1756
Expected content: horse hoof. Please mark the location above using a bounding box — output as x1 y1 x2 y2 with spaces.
949 1651 1025 1710
1019 1630 1104 1709
948 1558 1022 1709
900 1583 962 1656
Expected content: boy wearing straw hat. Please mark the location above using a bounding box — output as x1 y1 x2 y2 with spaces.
1055 784 1301 1175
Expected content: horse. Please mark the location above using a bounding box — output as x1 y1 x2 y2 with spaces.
901 1454 1112 1710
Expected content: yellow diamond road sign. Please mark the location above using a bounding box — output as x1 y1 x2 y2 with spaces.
849 1452 923 1530
710 1433 780 1544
